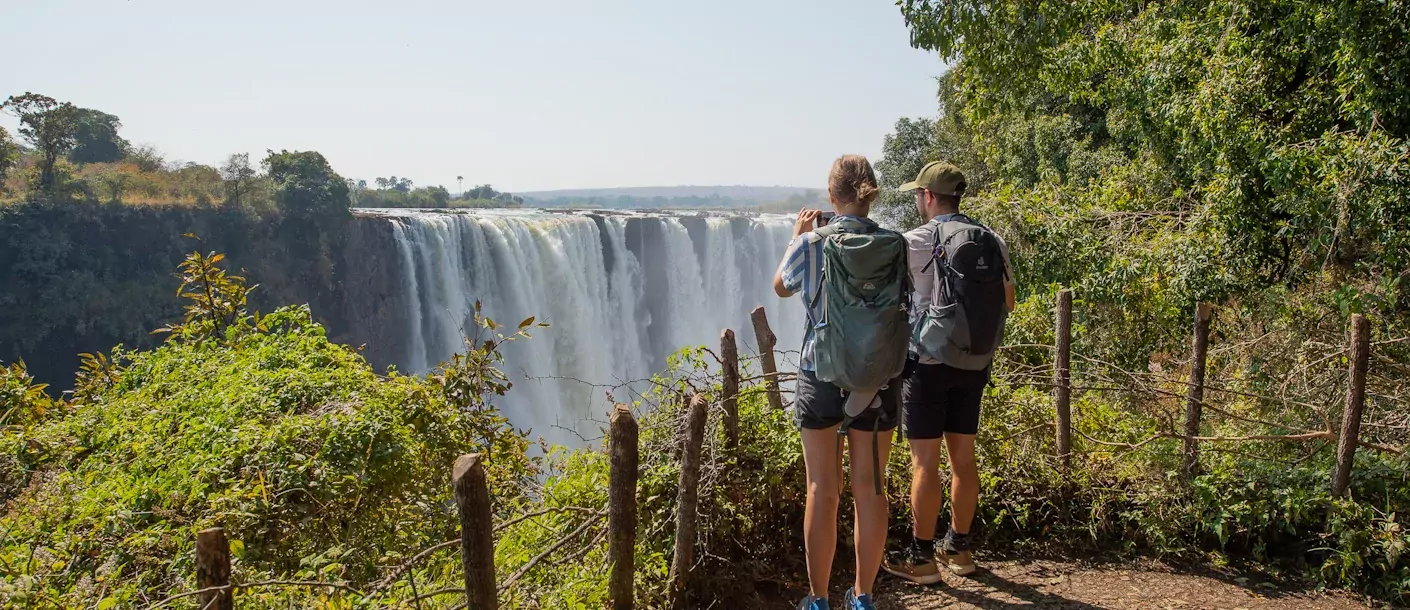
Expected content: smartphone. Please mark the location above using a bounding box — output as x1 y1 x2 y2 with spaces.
817 211 836 226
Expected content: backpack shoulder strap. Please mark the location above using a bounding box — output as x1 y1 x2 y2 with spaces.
806 226 835 320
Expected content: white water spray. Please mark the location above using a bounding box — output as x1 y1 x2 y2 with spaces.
373 209 803 446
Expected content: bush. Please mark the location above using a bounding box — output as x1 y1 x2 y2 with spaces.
0 254 536 608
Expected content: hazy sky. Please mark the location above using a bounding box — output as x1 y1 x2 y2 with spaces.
1 0 945 192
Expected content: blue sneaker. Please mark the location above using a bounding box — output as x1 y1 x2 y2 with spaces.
796 595 829 610
844 588 876 610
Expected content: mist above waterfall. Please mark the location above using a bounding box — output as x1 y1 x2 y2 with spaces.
373 209 804 446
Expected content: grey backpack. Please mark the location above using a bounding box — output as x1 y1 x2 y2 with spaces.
809 217 911 391
911 214 1008 370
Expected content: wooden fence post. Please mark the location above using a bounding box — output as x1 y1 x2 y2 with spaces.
453 454 497 610
1332 314 1370 498
196 527 233 610
669 394 709 609
1182 303 1213 483
608 405 639 610
751 307 784 410
720 329 740 449
1054 289 1073 470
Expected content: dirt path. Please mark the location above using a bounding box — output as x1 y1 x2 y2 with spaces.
784 558 1382 609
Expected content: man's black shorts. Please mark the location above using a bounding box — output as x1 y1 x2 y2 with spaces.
902 362 990 438
793 370 900 431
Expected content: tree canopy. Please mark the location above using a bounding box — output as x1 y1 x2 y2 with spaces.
2 93 80 192
67 108 128 164
264 150 351 219
890 0 1410 301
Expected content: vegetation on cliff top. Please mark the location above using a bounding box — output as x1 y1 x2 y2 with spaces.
0 91 521 211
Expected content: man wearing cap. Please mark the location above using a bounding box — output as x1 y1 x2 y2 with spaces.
883 161 1016 584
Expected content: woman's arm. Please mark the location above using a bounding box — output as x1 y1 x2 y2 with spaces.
773 269 793 298
775 208 820 298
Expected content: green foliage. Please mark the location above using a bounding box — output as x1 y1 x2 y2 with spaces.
893 0 1410 298
874 117 940 227
263 150 351 220
0 198 358 391
0 360 56 431
0 127 19 194
67 108 128 165
123 144 166 173
152 249 261 341
218 153 259 208
0 252 537 608
356 182 523 209
2 92 80 193
874 5 1410 596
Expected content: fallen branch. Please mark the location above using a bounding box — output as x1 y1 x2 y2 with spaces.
987 421 1052 444
402 586 467 606
147 581 363 609
501 513 605 590
495 506 603 534
553 527 608 567
374 506 603 593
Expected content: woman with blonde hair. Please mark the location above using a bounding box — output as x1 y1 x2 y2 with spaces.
773 154 911 610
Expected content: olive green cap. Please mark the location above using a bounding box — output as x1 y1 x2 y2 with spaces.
899 161 966 196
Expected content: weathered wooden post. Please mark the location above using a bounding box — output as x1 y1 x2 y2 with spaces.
1182 303 1213 483
1054 289 1072 470
608 405 639 610
720 328 740 449
751 307 784 410
196 527 233 610
1332 314 1370 498
453 454 497 609
669 394 709 608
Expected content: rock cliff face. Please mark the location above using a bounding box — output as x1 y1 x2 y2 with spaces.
323 215 412 373
0 202 405 388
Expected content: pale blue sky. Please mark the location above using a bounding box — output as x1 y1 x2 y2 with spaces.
1 0 944 192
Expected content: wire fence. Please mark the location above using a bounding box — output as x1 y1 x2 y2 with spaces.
144 296 1405 608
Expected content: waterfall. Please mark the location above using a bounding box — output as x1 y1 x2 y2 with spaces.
373 209 803 446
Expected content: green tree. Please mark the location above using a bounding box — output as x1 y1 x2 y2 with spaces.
873 117 939 228
263 149 351 219
1 92 80 192
67 108 128 164
0 127 19 194
465 184 500 200
219 152 256 207
428 185 450 206
897 0 1410 293
124 143 166 172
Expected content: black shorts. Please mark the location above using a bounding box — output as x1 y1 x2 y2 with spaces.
902 362 989 439
793 370 900 431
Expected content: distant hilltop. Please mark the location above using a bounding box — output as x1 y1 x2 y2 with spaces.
519 185 823 210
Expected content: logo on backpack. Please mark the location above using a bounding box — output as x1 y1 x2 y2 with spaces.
911 214 1008 370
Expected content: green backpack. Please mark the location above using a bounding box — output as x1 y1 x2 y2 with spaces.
809 217 912 392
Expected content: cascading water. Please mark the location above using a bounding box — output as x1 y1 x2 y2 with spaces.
370 209 803 446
